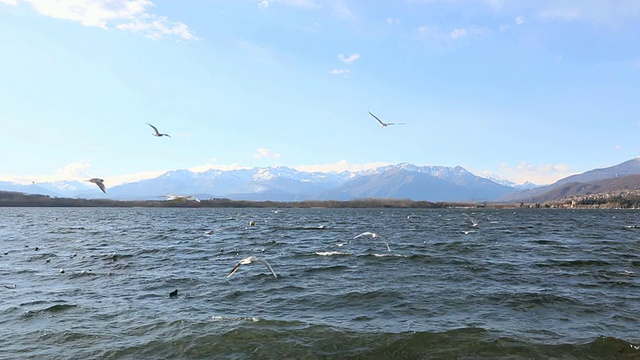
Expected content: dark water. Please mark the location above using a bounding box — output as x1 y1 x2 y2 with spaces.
1 207 639 359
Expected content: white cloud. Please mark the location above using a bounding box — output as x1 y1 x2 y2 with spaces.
294 160 392 173
328 68 350 75
0 161 93 184
253 148 281 159
418 25 487 45
387 17 401 25
116 15 196 40
450 28 467 38
107 169 167 186
258 0 319 9
534 1 640 25
0 0 17 5
8 0 196 40
338 53 360 64
515 15 524 25
480 161 575 185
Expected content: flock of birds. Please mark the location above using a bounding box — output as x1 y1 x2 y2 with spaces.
225 213 479 279
79 115 409 284
226 230 392 279
84 114 404 195
84 123 173 195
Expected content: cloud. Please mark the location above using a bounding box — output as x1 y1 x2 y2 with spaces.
0 0 17 5
294 160 392 173
515 15 524 24
5 0 196 40
480 161 575 185
253 148 281 159
338 53 360 64
450 28 467 38
116 15 196 40
0 161 93 184
107 170 167 186
328 68 350 75
387 17 401 25
257 0 319 10
533 1 640 25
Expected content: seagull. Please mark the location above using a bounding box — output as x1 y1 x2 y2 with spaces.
353 232 391 251
464 214 479 227
368 111 405 128
226 256 277 279
147 123 171 137
87 178 107 193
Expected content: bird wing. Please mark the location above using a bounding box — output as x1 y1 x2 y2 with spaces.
96 181 107 194
256 259 278 278
377 234 391 251
147 123 160 135
353 231 374 239
368 112 386 126
386 122 405 126
464 214 478 226
226 262 243 278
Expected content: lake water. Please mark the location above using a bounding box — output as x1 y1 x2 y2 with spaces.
1 207 639 359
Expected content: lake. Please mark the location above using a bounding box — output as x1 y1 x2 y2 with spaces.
1 207 639 359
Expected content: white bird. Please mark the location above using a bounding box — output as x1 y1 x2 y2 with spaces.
87 178 107 193
353 232 391 251
464 214 479 227
368 111 405 128
147 123 171 137
227 256 277 278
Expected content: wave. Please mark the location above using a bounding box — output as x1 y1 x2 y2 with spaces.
22 303 78 318
315 251 350 256
94 323 640 360
535 259 611 268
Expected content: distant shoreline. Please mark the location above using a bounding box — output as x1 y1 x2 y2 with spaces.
2 190 637 209
0 189 506 208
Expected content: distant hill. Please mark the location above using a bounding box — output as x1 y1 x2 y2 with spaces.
8 158 640 204
0 163 513 202
499 158 640 202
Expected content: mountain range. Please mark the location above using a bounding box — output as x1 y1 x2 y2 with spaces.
4 158 640 203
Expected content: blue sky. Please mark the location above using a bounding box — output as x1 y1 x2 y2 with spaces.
1 0 639 186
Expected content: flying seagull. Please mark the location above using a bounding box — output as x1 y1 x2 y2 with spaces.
147 123 171 137
464 214 479 227
353 231 391 251
368 111 405 128
226 256 277 279
87 178 107 193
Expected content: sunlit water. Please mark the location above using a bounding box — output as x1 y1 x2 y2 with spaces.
1 207 639 359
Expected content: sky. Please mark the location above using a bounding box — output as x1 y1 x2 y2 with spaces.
1 0 639 187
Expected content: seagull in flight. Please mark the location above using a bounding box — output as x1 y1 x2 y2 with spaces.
227 256 277 278
353 232 391 251
368 111 405 128
464 214 479 227
87 178 107 193
147 123 171 137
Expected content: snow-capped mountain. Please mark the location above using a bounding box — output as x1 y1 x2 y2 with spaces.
0 163 515 202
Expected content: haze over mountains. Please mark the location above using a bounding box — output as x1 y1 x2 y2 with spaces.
3 158 640 203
